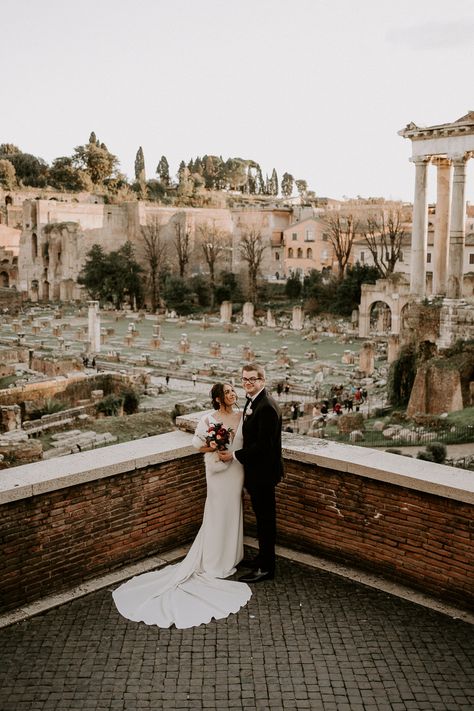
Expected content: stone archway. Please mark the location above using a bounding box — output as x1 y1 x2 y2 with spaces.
369 301 392 334
359 278 412 337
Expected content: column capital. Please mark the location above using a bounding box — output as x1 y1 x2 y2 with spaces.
431 156 451 168
409 155 432 165
448 153 470 166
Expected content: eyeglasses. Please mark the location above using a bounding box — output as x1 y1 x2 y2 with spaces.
241 377 262 384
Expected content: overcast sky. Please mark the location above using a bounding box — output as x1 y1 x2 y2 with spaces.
2 0 474 203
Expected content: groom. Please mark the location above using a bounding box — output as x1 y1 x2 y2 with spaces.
220 362 283 582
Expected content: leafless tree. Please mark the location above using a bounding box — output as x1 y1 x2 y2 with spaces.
239 228 267 305
173 214 191 278
140 217 168 312
361 210 406 278
198 222 226 307
325 213 359 280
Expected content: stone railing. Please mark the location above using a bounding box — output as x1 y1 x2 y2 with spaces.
0 412 473 616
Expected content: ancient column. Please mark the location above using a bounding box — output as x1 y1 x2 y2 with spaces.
291 305 303 330
359 342 375 375
242 302 255 326
410 156 430 297
266 308 276 328
387 334 400 364
447 155 467 299
432 158 452 296
220 300 232 323
87 300 101 354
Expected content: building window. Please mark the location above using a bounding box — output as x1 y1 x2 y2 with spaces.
297 248 303 258
427 253 432 263
399 251 404 262
275 252 280 261
292 233 297 241
306 247 313 259
32 234 38 260
288 248 294 258
469 253 474 265
360 251 365 263
322 233 328 241
321 249 328 261
305 230 315 242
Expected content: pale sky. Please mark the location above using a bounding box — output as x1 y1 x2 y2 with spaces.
2 0 474 203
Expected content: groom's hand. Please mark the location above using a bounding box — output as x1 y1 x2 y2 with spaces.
218 450 233 462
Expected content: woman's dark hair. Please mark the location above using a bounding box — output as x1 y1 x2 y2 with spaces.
210 383 225 410
210 382 235 410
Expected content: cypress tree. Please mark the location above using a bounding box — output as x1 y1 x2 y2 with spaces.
134 146 146 183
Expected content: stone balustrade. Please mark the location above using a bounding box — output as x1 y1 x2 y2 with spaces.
0 414 472 616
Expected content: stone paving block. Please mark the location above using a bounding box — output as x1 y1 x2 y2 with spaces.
1 558 474 710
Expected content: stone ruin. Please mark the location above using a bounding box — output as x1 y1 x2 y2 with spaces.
242 302 255 327
359 341 375 376
407 342 474 416
209 341 222 358
220 301 232 324
178 333 191 353
242 344 255 361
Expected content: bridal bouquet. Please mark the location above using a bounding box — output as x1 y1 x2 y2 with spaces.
205 422 233 451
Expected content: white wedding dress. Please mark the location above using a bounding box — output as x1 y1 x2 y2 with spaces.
112 413 251 628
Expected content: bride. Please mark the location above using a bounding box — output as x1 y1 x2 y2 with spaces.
112 382 251 628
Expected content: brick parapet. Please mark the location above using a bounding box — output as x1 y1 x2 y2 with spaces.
0 423 472 614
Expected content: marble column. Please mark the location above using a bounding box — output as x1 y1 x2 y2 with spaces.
432 158 452 296
447 155 467 299
410 156 430 297
87 300 101 354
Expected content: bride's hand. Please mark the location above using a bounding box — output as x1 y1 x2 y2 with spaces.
218 450 233 462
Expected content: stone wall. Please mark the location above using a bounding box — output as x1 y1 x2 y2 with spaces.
438 299 474 348
18 199 292 302
0 287 22 313
0 427 472 615
0 372 132 408
400 301 441 345
407 364 463 416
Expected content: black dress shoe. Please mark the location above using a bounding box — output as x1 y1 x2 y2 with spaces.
239 568 274 583
236 558 260 571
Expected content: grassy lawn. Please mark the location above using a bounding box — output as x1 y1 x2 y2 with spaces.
39 410 175 451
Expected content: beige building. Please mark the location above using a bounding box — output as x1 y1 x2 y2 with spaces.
282 217 335 279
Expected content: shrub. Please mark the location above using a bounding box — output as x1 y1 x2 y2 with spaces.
425 441 447 464
122 388 140 415
387 345 417 407
417 451 435 462
96 394 123 417
29 398 67 420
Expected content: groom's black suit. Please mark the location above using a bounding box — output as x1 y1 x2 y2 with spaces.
234 388 283 575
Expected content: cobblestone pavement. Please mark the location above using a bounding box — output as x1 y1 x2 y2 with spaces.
1 558 473 711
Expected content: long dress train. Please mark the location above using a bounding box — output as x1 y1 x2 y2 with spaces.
112 413 251 628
